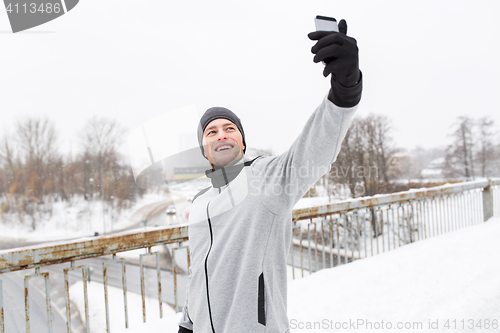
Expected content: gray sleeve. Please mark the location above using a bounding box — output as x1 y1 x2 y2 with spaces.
253 95 358 214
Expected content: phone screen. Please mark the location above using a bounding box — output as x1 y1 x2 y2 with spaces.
315 15 339 32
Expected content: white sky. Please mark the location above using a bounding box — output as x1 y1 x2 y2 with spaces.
1 0 499 157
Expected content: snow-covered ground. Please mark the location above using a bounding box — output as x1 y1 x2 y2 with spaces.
287 217 500 332
78 217 499 333
69 279 176 333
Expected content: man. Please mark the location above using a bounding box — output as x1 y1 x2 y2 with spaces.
178 19 362 333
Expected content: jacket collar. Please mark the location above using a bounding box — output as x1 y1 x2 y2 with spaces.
205 158 246 188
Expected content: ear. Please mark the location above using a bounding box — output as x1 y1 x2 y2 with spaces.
202 138 208 158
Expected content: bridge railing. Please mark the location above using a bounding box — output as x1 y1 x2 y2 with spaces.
0 179 499 332
0 227 189 333
288 178 500 277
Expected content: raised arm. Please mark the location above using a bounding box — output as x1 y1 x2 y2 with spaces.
252 19 362 213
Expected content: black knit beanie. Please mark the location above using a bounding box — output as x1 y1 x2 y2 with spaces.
198 107 246 159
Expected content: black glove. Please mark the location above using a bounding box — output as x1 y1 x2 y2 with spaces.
308 19 362 107
178 326 193 333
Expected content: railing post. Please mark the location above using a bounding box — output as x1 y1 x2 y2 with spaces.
483 180 493 222
0 279 4 333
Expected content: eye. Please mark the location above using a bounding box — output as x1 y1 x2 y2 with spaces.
207 130 216 136
227 126 235 131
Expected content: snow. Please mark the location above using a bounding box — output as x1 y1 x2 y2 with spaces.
287 217 500 332
0 192 171 243
69 280 176 333
293 196 332 210
113 245 166 260
71 217 500 332
421 168 442 176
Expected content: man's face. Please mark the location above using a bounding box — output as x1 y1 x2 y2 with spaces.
202 118 245 168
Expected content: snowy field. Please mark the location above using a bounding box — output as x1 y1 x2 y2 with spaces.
0 192 172 243
75 217 499 333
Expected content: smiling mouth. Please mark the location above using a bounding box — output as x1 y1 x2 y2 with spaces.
215 144 234 152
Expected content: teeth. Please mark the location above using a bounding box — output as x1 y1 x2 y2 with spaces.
216 145 232 151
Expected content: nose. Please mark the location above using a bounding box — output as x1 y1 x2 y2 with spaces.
216 131 227 140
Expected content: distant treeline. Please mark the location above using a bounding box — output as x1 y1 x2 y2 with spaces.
317 114 499 200
1 114 498 230
0 117 144 230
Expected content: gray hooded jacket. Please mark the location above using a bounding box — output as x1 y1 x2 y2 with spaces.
179 95 358 332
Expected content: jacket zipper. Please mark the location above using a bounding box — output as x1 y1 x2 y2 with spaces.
201 158 261 332
204 201 216 333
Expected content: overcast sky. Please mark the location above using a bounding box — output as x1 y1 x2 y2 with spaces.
1 0 499 158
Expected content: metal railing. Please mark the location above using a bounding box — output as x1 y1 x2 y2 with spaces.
0 227 188 333
0 179 499 332
288 179 500 277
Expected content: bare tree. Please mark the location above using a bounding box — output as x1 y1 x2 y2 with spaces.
0 134 21 221
444 116 475 179
16 117 58 164
328 113 400 200
0 134 20 189
80 117 126 160
16 117 59 196
374 115 392 183
0 115 142 231
475 117 497 178
358 114 399 196
0 117 60 229
79 116 127 196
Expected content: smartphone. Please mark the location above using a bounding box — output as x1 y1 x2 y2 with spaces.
315 15 339 32
315 16 339 64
